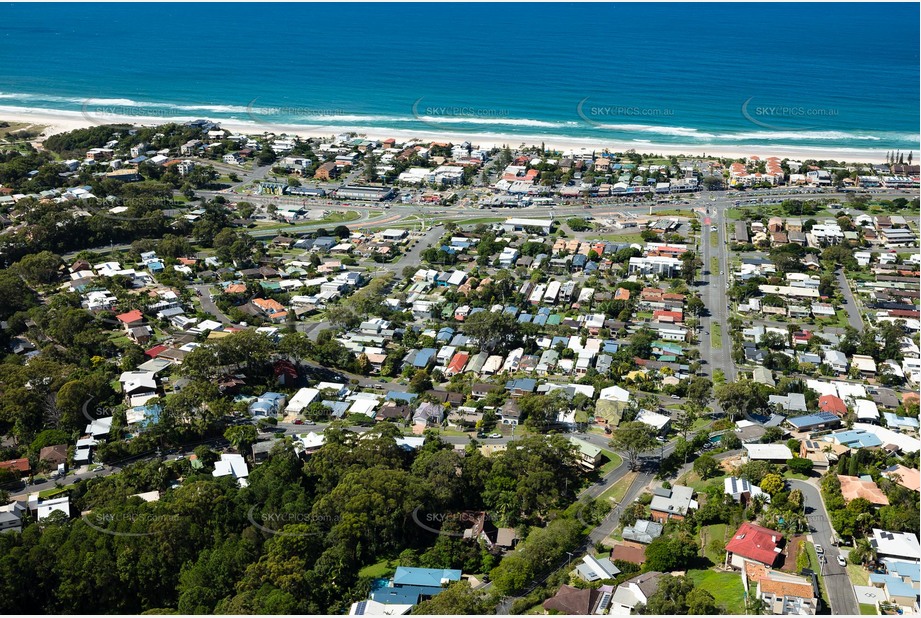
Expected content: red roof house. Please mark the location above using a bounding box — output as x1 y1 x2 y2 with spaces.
725 522 784 568
0 458 31 476
145 344 169 358
818 394 848 417
116 309 144 326
446 352 470 377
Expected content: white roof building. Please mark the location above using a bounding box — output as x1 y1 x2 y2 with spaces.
285 387 321 414
854 399 880 421
744 443 794 461
870 529 921 562
36 497 71 522
635 409 671 432
599 385 630 403
213 453 249 480
348 399 378 417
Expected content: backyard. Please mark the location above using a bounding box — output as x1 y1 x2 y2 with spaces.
687 569 746 614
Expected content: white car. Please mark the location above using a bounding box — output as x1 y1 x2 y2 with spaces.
837 555 846 567
815 544 824 555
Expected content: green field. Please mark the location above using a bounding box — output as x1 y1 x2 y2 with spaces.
598 449 624 475
803 542 831 608
859 603 877 615
598 471 637 505
454 217 504 226
710 257 719 274
709 231 719 245
687 569 746 614
594 232 647 244
711 323 723 349
358 558 398 579
699 523 729 564
846 560 870 587
653 208 697 218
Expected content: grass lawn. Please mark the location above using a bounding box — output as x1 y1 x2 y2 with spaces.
678 469 728 493
699 523 729 564
803 542 831 608
454 217 504 226
358 558 399 579
710 231 719 245
859 603 877 615
594 232 647 244
598 471 637 505
687 569 746 614
846 561 870 587
710 257 719 274
653 208 697 217
38 486 70 499
711 323 723 349
690 417 712 432
598 449 623 475
782 469 810 481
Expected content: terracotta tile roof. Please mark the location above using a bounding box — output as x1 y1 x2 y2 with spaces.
759 577 815 600
253 298 285 312
838 475 890 505
884 465 920 492
611 542 646 564
0 458 30 473
116 309 144 324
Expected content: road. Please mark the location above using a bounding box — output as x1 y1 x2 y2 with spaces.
789 479 859 615
835 269 865 332
192 284 238 325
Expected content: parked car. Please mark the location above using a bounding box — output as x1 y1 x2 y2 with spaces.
293 419 304 425
488 433 502 439
815 544 824 555
837 555 847 567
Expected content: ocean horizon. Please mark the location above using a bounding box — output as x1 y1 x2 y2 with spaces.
1 3 918 156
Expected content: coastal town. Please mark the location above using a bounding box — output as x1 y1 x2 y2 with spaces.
0 118 919 616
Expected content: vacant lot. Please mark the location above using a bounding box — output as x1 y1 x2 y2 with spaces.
687 569 746 614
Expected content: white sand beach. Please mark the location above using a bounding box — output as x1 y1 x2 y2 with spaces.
0 107 891 164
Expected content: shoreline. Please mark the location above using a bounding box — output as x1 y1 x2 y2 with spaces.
0 107 895 164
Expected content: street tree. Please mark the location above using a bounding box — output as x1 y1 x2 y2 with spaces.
609 421 658 471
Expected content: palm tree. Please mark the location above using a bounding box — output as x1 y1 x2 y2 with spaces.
851 538 877 567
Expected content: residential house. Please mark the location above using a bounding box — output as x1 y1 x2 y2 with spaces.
622 519 663 545
610 572 664 615
543 585 610 615
724 477 768 504
569 437 603 470
755 569 819 615
838 476 889 506
649 484 697 523
576 554 621 582
725 522 784 569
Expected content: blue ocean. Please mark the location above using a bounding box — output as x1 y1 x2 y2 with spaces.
1 3 918 155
